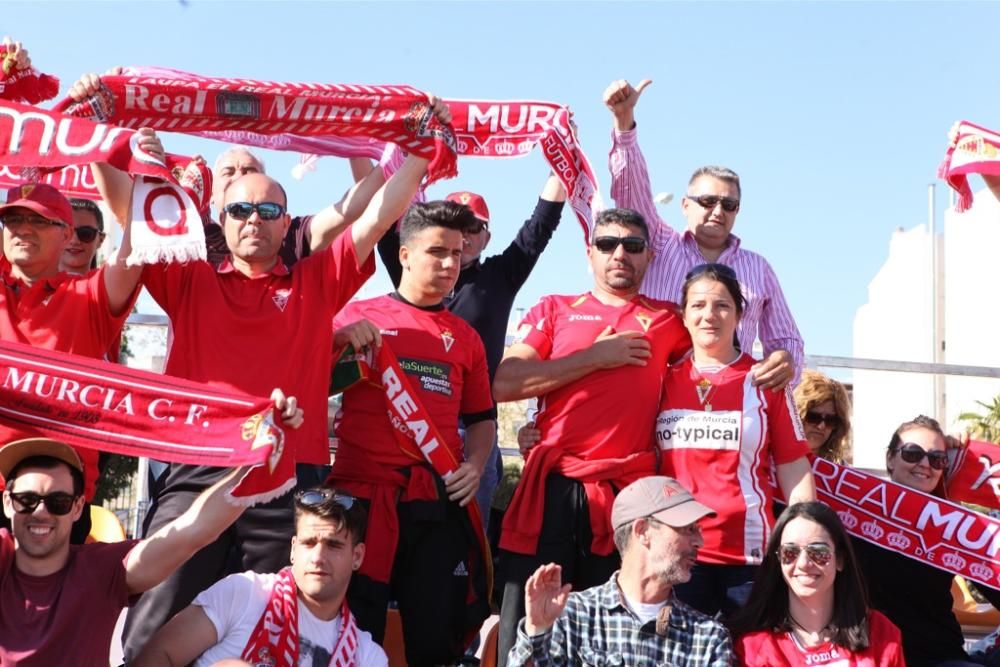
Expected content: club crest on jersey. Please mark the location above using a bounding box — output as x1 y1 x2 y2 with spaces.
272 288 291 312
441 329 455 353
635 311 652 332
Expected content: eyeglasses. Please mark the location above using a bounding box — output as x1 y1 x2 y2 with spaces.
894 443 949 470
1 214 68 231
223 202 286 221
686 194 740 212
778 542 834 567
685 263 738 282
8 491 78 516
804 411 841 428
74 226 102 243
592 236 647 254
295 487 356 510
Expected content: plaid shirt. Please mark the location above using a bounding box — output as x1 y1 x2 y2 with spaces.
509 573 732 666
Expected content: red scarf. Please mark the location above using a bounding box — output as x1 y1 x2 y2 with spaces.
938 120 1000 212
0 340 293 504
54 67 457 187
946 439 1000 507
0 45 58 104
811 456 1000 590
242 567 359 667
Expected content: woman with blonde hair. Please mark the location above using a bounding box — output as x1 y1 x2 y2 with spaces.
794 370 851 463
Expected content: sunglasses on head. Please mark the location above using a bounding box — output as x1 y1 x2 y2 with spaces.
295 487 356 510
74 226 102 243
778 542 834 567
685 262 738 282
687 194 740 212
894 443 949 470
804 411 841 428
8 491 78 516
592 236 647 254
223 201 286 222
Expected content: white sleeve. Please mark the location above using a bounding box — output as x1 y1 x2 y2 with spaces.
192 571 257 642
358 629 389 667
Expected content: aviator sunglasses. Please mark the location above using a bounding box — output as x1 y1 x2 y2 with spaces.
223 202 286 222
894 443 949 470
295 487 356 510
592 236 647 254
778 542 834 567
8 491 78 516
686 194 740 212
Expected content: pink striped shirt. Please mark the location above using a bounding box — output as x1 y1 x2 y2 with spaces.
609 127 804 380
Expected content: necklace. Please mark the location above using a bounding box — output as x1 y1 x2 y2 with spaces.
787 613 830 648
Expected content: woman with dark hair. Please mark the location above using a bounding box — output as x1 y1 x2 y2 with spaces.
794 370 852 463
655 263 815 617
731 502 904 665
853 415 1000 667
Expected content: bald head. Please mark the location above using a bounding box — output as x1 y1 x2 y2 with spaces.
221 173 291 268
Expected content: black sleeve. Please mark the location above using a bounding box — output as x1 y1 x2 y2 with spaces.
977 579 1000 609
496 198 564 289
376 222 403 288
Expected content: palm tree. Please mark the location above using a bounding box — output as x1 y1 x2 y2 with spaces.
958 394 1000 444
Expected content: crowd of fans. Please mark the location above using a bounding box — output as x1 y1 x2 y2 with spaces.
0 40 997 667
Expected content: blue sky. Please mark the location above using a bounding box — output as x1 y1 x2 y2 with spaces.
8 1 1000 361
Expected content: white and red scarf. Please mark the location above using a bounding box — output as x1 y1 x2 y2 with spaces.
54 66 458 187
938 120 1000 212
0 99 210 264
242 567 359 667
0 340 293 504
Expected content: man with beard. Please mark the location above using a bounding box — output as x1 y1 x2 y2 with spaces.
507 476 732 666
491 208 692 664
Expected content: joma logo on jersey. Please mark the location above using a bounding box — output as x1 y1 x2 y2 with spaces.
568 314 602 322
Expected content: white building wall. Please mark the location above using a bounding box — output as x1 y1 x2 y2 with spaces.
852 188 1000 469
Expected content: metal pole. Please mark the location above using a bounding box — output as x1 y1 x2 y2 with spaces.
929 184 946 422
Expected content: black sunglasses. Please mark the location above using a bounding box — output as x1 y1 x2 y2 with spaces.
295 487 356 510
687 194 740 212
464 221 488 234
894 443 949 470
685 262 738 282
8 491 78 516
778 542 834 567
223 201 286 222
804 411 841 428
592 236 647 254
74 226 102 243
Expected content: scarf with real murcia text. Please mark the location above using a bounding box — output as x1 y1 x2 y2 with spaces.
938 120 1000 212
242 567 359 667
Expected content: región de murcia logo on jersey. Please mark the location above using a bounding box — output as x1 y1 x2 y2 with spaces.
271 288 291 312
440 329 455 353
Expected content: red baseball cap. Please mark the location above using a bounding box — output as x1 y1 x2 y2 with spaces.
0 183 73 227
446 191 490 225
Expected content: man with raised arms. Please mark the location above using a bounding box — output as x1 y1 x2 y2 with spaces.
329 199 496 666
491 208 691 664
605 78 804 389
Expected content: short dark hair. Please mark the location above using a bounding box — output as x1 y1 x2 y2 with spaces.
728 502 871 652
293 486 367 545
593 208 649 242
888 415 944 455
8 455 84 497
681 263 745 351
399 200 477 245
69 198 104 231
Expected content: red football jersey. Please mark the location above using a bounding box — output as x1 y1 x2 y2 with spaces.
332 294 494 468
514 293 690 460
143 231 374 464
656 354 809 565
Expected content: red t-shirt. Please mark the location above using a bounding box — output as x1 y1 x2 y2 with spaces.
735 611 905 666
332 294 494 469
514 293 689 460
656 354 809 565
0 529 138 665
0 265 137 499
142 231 374 464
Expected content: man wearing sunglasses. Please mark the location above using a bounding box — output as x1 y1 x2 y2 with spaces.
0 437 272 665
375 164 567 529
109 101 451 660
492 208 692 665
0 183 141 543
605 78 804 391
509 476 731 666
133 487 387 667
